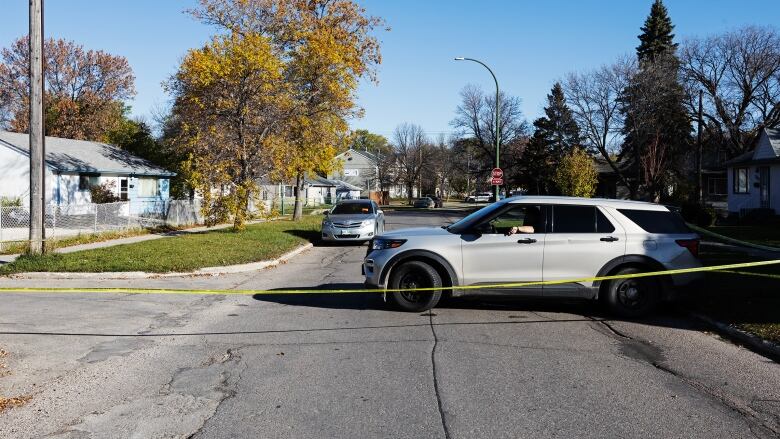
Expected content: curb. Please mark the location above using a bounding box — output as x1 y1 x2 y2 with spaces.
690 312 780 362
8 243 314 280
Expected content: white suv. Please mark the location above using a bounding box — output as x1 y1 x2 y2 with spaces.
363 196 702 317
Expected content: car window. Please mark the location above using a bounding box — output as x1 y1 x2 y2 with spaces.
597 209 616 233
446 202 506 233
552 205 601 233
331 202 372 215
482 205 543 234
617 209 690 233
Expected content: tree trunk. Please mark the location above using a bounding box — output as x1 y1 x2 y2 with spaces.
406 182 414 205
293 172 305 221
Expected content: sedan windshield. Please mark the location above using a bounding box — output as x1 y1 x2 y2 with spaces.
331 202 373 215
446 202 506 233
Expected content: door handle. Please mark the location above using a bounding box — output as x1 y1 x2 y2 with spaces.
517 238 537 244
600 236 619 242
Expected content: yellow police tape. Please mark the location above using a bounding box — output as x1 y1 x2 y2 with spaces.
0 259 778 296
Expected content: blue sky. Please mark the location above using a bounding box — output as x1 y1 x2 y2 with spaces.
2 1 779 139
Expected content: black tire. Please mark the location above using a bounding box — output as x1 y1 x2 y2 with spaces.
388 260 443 312
603 267 660 318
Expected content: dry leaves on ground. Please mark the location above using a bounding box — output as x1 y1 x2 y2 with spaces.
0 395 32 412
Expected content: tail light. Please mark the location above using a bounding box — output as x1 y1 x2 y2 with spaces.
676 239 699 257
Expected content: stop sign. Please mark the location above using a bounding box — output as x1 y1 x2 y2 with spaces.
491 168 503 178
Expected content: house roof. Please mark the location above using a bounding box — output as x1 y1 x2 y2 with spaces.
332 179 362 191
336 148 378 164
765 128 780 156
0 130 175 177
305 175 338 187
593 156 629 174
725 128 780 166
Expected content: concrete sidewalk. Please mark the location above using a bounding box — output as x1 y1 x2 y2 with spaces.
0 218 271 264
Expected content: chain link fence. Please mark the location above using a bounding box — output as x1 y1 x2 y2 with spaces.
0 196 334 252
0 200 205 251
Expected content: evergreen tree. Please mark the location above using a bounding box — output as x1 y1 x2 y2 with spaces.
636 0 678 63
521 82 580 194
620 0 691 202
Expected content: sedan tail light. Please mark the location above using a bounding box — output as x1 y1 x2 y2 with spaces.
675 239 699 257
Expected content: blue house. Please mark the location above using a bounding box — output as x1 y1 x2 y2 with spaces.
0 131 175 213
725 128 780 216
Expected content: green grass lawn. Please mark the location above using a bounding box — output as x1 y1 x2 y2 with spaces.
691 247 780 343
703 225 780 247
0 216 321 274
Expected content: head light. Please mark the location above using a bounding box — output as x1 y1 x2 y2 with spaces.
361 219 374 226
371 238 406 250
322 219 332 227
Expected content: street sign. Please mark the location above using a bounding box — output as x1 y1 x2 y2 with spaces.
491 167 503 178
491 177 503 186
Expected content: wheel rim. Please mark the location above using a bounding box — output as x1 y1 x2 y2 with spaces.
617 279 645 309
399 270 429 302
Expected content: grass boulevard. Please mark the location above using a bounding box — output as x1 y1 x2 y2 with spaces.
0 216 321 274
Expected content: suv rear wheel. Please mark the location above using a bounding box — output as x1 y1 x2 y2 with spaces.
604 267 660 318
388 260 442 312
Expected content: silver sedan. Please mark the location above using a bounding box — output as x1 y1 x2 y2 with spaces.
321 200 385 242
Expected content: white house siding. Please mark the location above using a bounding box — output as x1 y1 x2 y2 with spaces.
0 144 30 202
329 150 376 195
727 164 780 213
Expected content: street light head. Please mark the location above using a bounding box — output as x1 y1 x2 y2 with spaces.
454 57 465 61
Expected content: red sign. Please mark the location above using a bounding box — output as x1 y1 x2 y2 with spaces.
491 177 503 186
491 168 503 178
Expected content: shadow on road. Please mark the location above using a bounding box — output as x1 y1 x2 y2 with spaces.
253 282 380 310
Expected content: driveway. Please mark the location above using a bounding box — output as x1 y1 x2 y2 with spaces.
0 209 778 438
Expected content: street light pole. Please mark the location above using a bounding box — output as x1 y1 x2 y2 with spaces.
455 57 500 201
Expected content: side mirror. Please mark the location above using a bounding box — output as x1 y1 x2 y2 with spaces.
377 209 383 215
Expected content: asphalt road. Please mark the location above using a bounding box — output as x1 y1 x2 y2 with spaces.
0 209 779 438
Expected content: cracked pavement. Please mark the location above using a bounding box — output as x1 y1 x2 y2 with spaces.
0 210 778 438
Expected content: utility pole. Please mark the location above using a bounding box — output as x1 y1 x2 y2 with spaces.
29 0 45 254
697 89 703 205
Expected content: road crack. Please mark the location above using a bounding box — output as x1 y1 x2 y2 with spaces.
428 312 451 439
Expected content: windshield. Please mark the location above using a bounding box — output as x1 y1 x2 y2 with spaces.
446 202 506 233
331 202 373 215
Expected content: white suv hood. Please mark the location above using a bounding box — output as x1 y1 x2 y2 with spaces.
378 227 451 238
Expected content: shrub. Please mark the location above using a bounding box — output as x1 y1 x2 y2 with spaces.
89 181 120 204
680 202 716 227
553 147 598 198
0 197 22 207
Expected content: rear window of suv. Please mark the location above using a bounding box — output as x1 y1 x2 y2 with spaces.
551 206 616 233
617 209 690 234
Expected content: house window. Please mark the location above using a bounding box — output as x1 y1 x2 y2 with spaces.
78 174 99 191
733 168 749 194
137 178 160 197
707 177 727 196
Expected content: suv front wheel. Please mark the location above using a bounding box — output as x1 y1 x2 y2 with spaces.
604 267 660 318
388 260 443 312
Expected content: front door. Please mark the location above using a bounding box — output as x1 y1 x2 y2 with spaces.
460 204 545 294
759 167 770 209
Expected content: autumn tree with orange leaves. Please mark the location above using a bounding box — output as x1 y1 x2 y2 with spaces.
180 0 385 221
0 37 135 141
